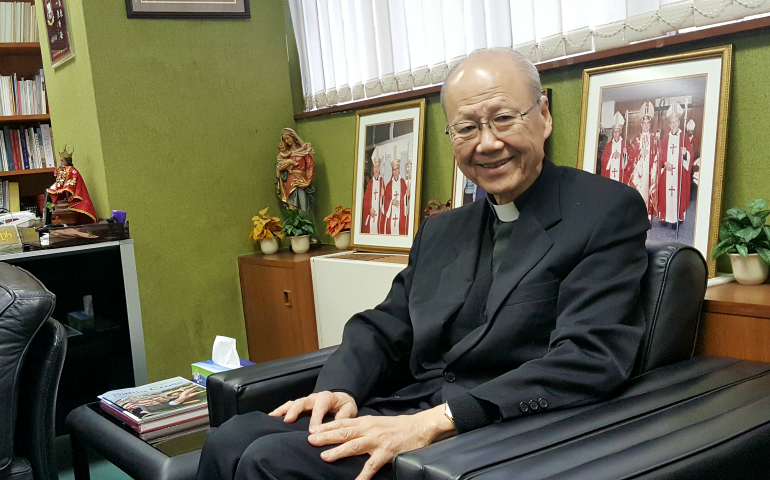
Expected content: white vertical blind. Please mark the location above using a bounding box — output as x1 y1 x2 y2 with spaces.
290 0 770 111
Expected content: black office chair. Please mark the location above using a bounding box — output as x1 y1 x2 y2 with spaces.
206 242 770 479
0 263 66 480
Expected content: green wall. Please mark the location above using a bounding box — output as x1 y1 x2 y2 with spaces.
36 0 110 218
297 31 770 247
41 0 296 381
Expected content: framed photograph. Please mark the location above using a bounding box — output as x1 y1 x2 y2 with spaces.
577 46 732 277
351 99 425 253
43 0 74 68
452 88 552 208
125 0 250 19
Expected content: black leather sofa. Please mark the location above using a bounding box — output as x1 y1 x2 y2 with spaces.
0 263 66 480
206 242 770 479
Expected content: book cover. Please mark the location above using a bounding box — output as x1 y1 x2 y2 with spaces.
40 124 54 168
2 127 14 171
140 418 209 442
0 130 6 171
19 128 30 170
8 182 20 212
98 377 207 424
99 399 208 433
9 129 21 170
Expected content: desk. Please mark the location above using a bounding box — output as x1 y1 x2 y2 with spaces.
696 282 770 361
1 239 147 431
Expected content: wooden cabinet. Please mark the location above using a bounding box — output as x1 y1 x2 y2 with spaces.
696 282 770 362
238 246 336 363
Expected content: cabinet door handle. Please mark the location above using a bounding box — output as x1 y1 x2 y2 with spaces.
284 290 293 307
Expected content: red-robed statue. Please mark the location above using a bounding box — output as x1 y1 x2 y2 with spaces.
46 145 96 224
276 128 315 220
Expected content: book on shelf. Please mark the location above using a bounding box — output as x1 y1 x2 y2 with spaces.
0 124 52 171
0 2 39 43
0 71 46 116
98 377 209 435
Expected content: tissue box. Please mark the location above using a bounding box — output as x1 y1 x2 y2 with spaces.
191 358 255 386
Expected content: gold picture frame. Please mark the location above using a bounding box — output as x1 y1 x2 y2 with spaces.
350 99 425 253
577 45 732 278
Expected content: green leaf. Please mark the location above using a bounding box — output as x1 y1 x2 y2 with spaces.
757 247 770 266
755 210 770 219
726 207 747 220
736 244 749 257
748 199 768 212
764 225 770 241
749 213 765 228
736 226 762 243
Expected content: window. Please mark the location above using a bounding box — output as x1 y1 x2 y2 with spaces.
289 0 770 111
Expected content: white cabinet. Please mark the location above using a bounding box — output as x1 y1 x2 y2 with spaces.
311 252 408 348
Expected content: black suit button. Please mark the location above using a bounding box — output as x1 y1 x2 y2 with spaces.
519 402 529 413
443 371 456 383
538 398 548 408
529 400 539 411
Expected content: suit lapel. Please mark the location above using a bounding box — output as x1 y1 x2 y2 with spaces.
444 159 562 366
410 200 487 366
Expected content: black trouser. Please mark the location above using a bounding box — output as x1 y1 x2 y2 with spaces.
197 407 394 480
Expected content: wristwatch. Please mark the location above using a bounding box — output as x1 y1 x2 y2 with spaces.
444 402 454 424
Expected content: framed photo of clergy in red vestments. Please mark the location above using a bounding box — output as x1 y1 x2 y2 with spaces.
351 99 425 253
577 46 732 278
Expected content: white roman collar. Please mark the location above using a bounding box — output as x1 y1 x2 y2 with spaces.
492 201 520 223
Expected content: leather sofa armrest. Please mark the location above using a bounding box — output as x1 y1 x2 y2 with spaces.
206 347 337 427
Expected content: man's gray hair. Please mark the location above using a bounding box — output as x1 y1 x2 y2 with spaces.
439 47 542 113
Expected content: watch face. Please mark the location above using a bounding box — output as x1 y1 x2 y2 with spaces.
444 403 453 421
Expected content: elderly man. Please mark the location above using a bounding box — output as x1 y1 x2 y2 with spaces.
362 151 385 234
600 112 628 183
627 101 659 217
384 155 409 235
197 47 649 480
657 103 694 226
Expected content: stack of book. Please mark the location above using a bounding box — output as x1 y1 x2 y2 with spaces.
98 377 210 443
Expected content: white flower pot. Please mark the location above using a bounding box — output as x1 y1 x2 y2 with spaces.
729 253 770 285
333 231 351 250
290 235 311 254
260 237 279 255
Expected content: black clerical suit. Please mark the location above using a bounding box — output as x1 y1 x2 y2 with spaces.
197 159 650 480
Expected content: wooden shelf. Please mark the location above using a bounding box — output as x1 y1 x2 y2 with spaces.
0 43 41 56
0 168 55 179
0 114 50 125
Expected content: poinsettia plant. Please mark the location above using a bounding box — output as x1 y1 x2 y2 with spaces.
423 199 451 218
249 208 285 242
323 206 352 237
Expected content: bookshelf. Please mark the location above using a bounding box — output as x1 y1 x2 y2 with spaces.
1 0 56 212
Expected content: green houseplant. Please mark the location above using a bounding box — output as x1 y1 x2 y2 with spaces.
711 199 770 285
282 208 315 253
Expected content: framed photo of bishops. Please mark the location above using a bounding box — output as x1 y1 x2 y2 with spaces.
350 99 425 253
577 46 732 277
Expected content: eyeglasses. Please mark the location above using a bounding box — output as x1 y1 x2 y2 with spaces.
445 98 541 143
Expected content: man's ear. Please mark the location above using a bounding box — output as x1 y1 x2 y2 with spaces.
540 96 553 140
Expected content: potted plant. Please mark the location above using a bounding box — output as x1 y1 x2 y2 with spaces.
323 206 352 249
249 208 284 255
282 208 315 254
711 199 770 285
